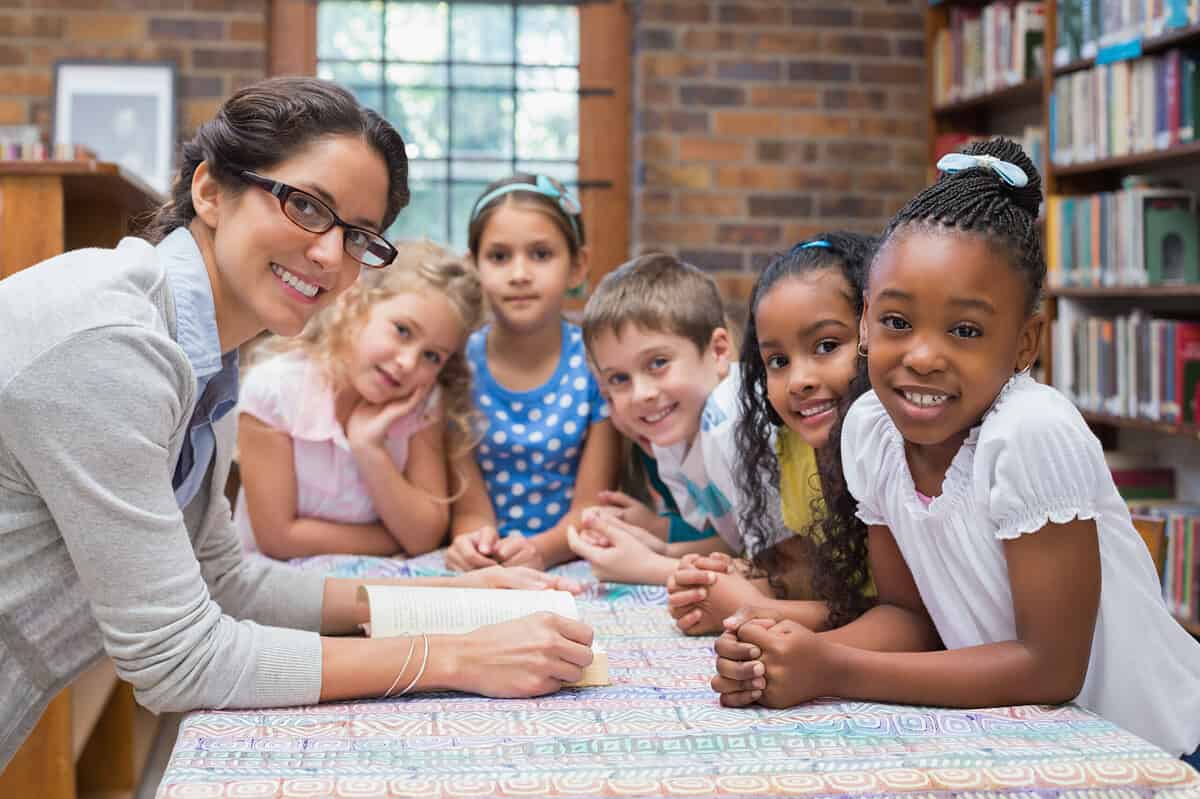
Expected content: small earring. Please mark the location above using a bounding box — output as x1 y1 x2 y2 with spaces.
857 342 868 358
1015 362 1032 375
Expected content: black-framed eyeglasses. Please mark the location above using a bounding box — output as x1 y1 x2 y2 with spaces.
239 171 397 268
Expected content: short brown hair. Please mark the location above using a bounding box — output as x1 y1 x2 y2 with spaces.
582 253 724 355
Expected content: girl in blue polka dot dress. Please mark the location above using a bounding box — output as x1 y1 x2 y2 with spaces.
446 174 620 572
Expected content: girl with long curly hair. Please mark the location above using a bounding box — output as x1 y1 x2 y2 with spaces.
666 232 877 635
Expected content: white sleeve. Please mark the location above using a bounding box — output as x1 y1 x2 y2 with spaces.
237 355 292 430
975 396 1104 540
840 391 891 527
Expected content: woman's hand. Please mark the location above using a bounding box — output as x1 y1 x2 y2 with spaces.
447 612 595 697
667 568 771 636
346 391 428 450
595 490 669 540
458 565 581 594
445 525 501 571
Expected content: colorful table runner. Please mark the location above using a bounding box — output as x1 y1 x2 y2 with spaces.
157 552 1200 798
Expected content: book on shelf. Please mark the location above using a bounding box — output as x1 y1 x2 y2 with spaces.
1104 451 1178 499
1054 0 1198 68
357 585 609 687
1051 46 1200 166
1045 183 1199 287
1052 306 1200 424
1130 504 1200 625
932 1 1045 107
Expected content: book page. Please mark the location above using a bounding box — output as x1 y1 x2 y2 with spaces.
359 586 579 637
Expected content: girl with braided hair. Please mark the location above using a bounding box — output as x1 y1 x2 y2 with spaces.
665 232 878 636
711 138 1200 766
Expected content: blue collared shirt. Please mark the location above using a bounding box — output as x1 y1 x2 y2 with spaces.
158 228 240 509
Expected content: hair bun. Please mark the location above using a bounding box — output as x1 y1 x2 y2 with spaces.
959 137 1042 218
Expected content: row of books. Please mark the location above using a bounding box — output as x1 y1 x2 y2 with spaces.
1054 0 1199 67
1050 48 1200 166
932 1 1045 106
1045 181 1199 286
1051 307 1200 423
0 142 94 162
1133 504 1200 624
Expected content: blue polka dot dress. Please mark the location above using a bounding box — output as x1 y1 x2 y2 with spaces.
466 319 609 538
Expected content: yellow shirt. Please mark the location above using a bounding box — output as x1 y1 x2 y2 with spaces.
776 427 824 537
775 427 876 597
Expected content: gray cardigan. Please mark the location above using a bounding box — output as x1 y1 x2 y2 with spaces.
0 238 326 768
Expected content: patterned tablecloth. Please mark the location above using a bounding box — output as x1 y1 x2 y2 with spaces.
158 552 1200 798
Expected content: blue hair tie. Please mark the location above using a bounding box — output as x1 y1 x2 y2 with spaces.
799 240 831 249
469 174 582 243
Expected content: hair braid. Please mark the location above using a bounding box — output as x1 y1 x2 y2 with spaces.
881 136 1045 315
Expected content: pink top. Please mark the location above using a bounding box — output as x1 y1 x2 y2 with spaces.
915 490 934 507
233 351 438 553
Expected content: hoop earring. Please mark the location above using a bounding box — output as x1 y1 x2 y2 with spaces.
857 342 868 358
1015 361 1032 375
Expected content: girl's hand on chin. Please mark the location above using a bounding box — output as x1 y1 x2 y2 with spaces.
347 389 429 448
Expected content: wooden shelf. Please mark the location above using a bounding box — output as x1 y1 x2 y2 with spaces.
1177 614 1200 637
1082 410 1200 440
1048 284 1200 299
1053 23 1200 76
933 78 1042 116
1051 140 1200 177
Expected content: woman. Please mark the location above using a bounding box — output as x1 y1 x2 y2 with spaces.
0 77 593 768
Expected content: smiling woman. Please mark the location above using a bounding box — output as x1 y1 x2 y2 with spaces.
0 76 597 772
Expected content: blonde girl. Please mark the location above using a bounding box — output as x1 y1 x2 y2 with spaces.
236 240 483 558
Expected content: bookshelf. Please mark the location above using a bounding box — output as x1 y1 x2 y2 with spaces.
925 1 1200 638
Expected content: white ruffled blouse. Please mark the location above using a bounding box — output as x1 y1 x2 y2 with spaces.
842 374 1200 757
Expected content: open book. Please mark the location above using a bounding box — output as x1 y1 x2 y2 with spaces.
357 585 608 687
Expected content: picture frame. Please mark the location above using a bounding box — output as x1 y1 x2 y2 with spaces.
52 60 177 195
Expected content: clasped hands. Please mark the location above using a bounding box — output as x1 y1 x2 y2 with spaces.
668 553 837 709
446 525 545 572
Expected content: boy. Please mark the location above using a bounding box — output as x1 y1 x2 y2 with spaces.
578 254 781 571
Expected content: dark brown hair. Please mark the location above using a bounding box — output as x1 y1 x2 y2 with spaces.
145 76 409 242
466 173 586 258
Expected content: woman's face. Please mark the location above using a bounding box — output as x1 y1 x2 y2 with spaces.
206 134 391 347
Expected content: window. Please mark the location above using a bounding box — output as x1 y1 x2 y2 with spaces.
316 1 580 248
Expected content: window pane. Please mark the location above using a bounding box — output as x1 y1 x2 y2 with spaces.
515 160 578 186
452 3 513 64
385 2 448 62
318 61 384 112
389 87 448 160
451 181 490 250
318 1 383 60
451 64 513 89
452 90 513 160
451 160 509 183
516 67 577 92
517 5 578 66
516 91 577 160
388 161 448 244
387 62 448 89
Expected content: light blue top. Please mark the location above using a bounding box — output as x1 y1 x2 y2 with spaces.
467 319 608 538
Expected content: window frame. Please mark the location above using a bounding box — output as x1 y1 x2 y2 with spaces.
267 0 629 291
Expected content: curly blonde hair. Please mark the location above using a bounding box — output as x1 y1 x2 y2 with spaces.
250 239 485 457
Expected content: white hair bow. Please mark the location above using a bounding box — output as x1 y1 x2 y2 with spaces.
936 153 1029 188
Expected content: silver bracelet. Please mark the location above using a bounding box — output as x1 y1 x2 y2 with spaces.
397 634 430 697
381 636 418 699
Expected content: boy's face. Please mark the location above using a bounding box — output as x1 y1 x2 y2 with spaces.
589 323 731 448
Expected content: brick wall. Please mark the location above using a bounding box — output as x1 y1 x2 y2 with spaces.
0 0 267 143
632 0 928 290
